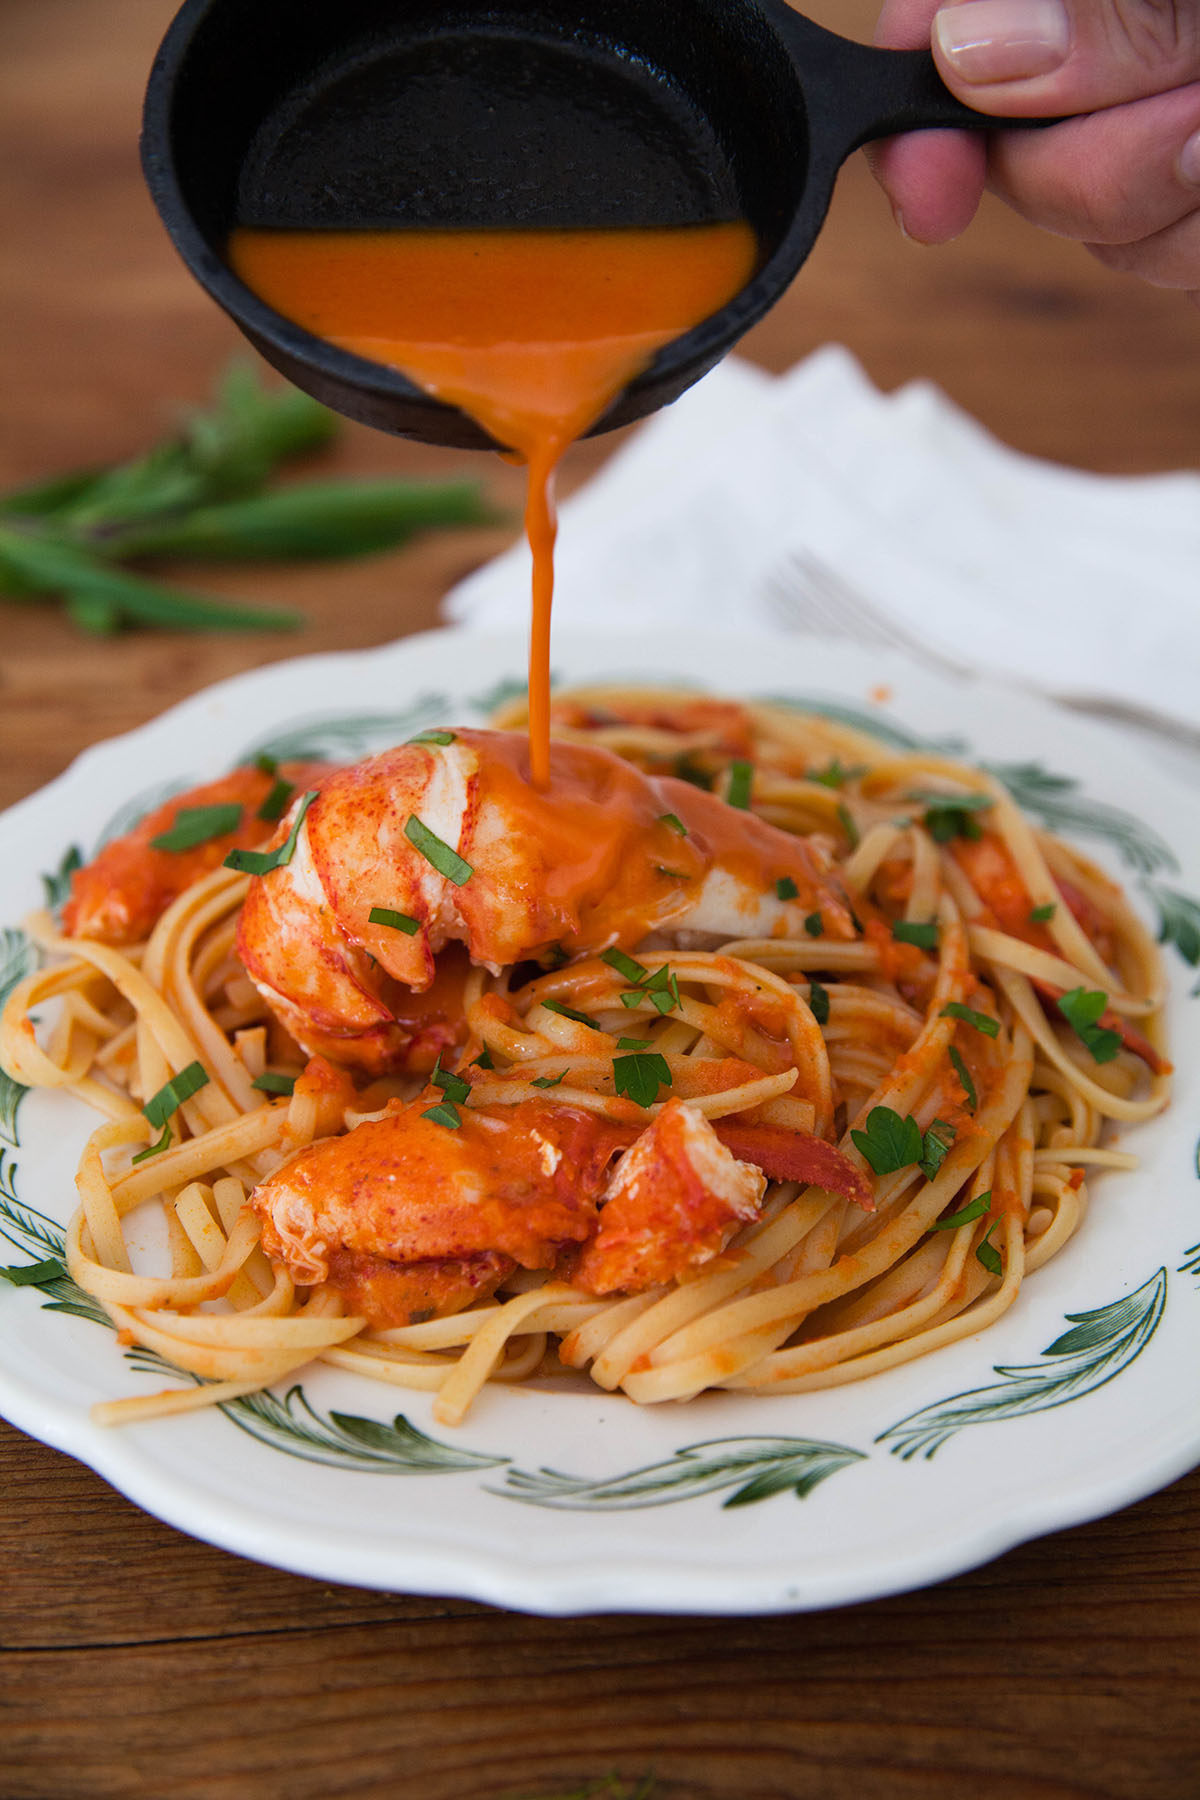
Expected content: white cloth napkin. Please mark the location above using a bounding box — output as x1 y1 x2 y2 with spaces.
443 346 1200 738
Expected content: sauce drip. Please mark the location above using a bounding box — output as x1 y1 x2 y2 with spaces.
228 224 758 785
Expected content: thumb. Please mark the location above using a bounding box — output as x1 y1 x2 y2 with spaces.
932 0 1200 116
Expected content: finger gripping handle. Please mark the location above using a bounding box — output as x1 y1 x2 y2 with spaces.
771 6 1055 166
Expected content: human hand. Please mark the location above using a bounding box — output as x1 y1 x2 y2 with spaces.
869 0 1200 303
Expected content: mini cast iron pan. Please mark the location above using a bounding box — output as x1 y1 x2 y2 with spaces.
143 0 1022 451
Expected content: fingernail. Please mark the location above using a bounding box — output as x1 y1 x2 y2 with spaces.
934 0 1070 84
892 202 911 241
1179 127 1200 189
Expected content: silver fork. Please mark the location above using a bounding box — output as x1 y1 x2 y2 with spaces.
763 547 1200 761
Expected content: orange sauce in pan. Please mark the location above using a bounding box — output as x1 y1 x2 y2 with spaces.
228 224 758 786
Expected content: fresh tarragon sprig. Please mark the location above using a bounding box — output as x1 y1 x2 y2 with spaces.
0 362 495 635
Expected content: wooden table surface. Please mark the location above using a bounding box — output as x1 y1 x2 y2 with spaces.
2 3 1199 1796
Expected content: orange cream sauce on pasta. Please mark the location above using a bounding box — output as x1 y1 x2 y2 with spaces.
227 224 759 786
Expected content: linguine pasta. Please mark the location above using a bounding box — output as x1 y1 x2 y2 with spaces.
0 691 1170 1428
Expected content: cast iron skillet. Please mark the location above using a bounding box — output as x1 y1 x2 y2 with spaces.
142 0 1032 451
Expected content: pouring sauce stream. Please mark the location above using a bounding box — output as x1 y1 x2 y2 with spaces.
229 224 757 786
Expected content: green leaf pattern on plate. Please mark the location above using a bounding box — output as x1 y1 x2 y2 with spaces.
495 1436 867 1510
876 1270 1168 1461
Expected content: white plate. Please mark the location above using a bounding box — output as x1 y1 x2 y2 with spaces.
1 627 1198 1616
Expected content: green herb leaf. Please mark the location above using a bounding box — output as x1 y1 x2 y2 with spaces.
727 760 753 810
472 1046 495 1070
0 1256 67 1287
1056 987 1122 1064
601 947 647 985
850 1106 924 1175
131 1123 173 1165
531 1072 567 1088
807 758 865 789
256 777 294 823
620 991 645 1010
807 980 831 1027
803 911 823 938
657 813 687 837
836 802 860 848
422 1101 462 1130
930 1190 992 1231
641 965 681 1017
976 1224 1003 1277
254 753 279 776
403 816 473 887
0 523 302 633
948 1045 978 1113
251 1070 297 1096
368 905 420 936
776 876 799 902
143 1061 210 1128
907 788 995 844
542 999 600 1029
1030 902 1057 923
919 1118 958 1183
407 729 457 747
225 790 317 875
940 1001 1000 1038
617 1037 653 1050
149 803 243 853
612 1051 672 1108
430 1056 471 1106
103 478 493 563
892 919 939 951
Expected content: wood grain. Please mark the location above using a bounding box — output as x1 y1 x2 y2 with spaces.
1 1 1199 1795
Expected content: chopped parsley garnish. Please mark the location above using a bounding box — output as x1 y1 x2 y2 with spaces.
225 790 317 875
1056 987 1122 1064
150 803 243 853
542 999 601 1029
132 1061 210 1162
430 1055 471 1106
727 760 753 810
641 965 681 1016
422 1101 462 1129
836 802 860 848
612 1051 672 1108
776 876 799 902
251 1070 297 1096
254 753 279 776
807 979 830 1027
0 1256 66 1288
907 788 995 844
803 911 823 938
976 1224 1003 1276
948 1045 978 1113
919 1118 958 1182
1030 902 1057 923
657 813 688 837
472 1046 495 1070
541 943 570 970
892 920 938 951
940 1001 999 1038
256 777 295 823
403 815 473 887
531 1071 567 1088
407 729 457 746
601 947 646 985
143 1061 209 1128
368 905 420 936
930 1190 991 1231
132 1124 173 1165
851 1106 923 1176
617 1036 652 1050
807 758 865 789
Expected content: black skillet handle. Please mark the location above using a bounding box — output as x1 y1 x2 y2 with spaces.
771 6 1058 165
